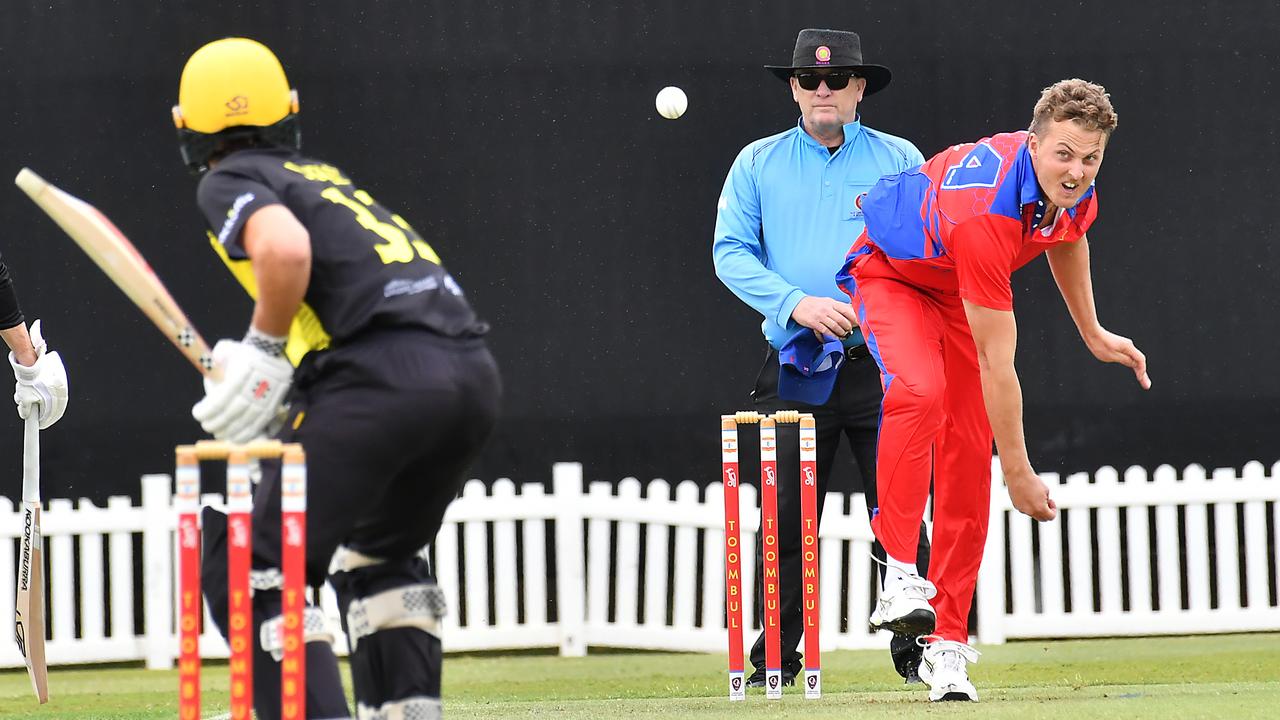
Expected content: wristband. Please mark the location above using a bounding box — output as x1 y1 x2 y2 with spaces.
244 326 288 358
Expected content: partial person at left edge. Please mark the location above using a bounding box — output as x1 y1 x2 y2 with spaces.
0 252 68 429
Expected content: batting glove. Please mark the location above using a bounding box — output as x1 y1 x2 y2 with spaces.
10 319 69 429
191 336 293 443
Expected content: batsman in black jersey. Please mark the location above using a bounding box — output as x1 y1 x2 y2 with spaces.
173 38 500 720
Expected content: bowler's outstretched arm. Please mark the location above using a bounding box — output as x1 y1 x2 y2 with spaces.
1046 236 1151 389
962 301 1057 521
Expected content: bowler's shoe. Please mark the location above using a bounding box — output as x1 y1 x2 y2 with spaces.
919 640 981 702
891 632 924 684
869 572 937 637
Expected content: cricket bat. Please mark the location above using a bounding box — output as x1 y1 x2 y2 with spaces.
15 412 49 703
14 168 221 380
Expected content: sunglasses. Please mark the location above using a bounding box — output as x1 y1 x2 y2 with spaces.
794 72 860 91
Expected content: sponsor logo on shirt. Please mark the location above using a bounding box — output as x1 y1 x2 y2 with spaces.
218 192 256 245
383 273 465 299
849 192 867 220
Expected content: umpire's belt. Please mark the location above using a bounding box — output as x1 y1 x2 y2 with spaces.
844 343 871 362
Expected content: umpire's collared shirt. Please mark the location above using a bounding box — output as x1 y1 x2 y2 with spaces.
713 116 923 350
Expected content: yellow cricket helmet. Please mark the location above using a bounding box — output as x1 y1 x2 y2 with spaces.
172 38 301 173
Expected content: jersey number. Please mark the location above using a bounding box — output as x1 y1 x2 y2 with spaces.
319 186 441 265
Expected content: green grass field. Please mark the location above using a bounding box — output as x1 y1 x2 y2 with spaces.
1 633 1277 719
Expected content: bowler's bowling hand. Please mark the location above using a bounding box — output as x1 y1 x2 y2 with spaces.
790 296 859 339
1004 466 1057 521
1085 328 1151 390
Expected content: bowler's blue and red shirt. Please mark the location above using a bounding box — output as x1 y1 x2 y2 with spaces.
837 130 1098 311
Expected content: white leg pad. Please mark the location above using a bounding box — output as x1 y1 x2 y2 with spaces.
260 606 334 661
250 568 284 591
357 696 442 720
346 584 446 652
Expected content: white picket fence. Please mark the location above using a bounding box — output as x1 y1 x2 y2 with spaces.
976 461 1280 641
1 459 1278 669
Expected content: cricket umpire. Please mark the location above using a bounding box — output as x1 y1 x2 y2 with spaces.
712 29 932 686
173 38 500 719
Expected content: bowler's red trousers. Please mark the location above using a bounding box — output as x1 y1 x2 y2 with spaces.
845 249 994 642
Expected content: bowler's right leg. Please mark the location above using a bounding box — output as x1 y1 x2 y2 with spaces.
850 254 948 636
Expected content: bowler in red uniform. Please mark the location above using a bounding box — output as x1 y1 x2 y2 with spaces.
835 79 1150 701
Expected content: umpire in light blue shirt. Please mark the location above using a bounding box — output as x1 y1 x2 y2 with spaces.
713 28 933 687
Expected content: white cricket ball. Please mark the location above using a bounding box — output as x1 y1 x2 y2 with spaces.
655 86 688 119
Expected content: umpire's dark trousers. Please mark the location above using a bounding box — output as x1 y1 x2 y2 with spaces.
748 342 932 672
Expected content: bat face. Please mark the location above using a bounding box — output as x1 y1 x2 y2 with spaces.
15 502 49 703
15 413 49 704
14 506 36 650
14 167 220 381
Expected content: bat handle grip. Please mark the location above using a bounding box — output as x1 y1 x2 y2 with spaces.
22 412 40 504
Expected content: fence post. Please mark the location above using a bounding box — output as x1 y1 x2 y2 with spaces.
553 462 587 657
48 499 76 644
142 473 174 670
975 458 1007 645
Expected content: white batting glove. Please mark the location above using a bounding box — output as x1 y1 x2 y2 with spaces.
191 337 293 443
10 319 69 429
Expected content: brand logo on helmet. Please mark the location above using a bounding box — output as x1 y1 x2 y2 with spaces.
225 95 250 117
815 46 832 64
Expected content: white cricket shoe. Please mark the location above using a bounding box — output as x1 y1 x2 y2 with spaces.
868 572 937 637
918 639 981 701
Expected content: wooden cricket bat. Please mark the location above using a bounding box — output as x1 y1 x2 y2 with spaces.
14 168 221 380
15 413 49 703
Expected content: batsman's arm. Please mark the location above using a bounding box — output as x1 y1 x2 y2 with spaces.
241 205 311 337
190 205 305 443
0 259 36 365
1 324 36 366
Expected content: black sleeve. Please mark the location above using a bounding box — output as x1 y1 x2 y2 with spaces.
196 167 283 259
0 255 25 330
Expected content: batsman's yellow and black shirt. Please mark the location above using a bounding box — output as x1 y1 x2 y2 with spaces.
196 148 488 365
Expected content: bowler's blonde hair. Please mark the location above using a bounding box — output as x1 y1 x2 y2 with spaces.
1030 79 1118 136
